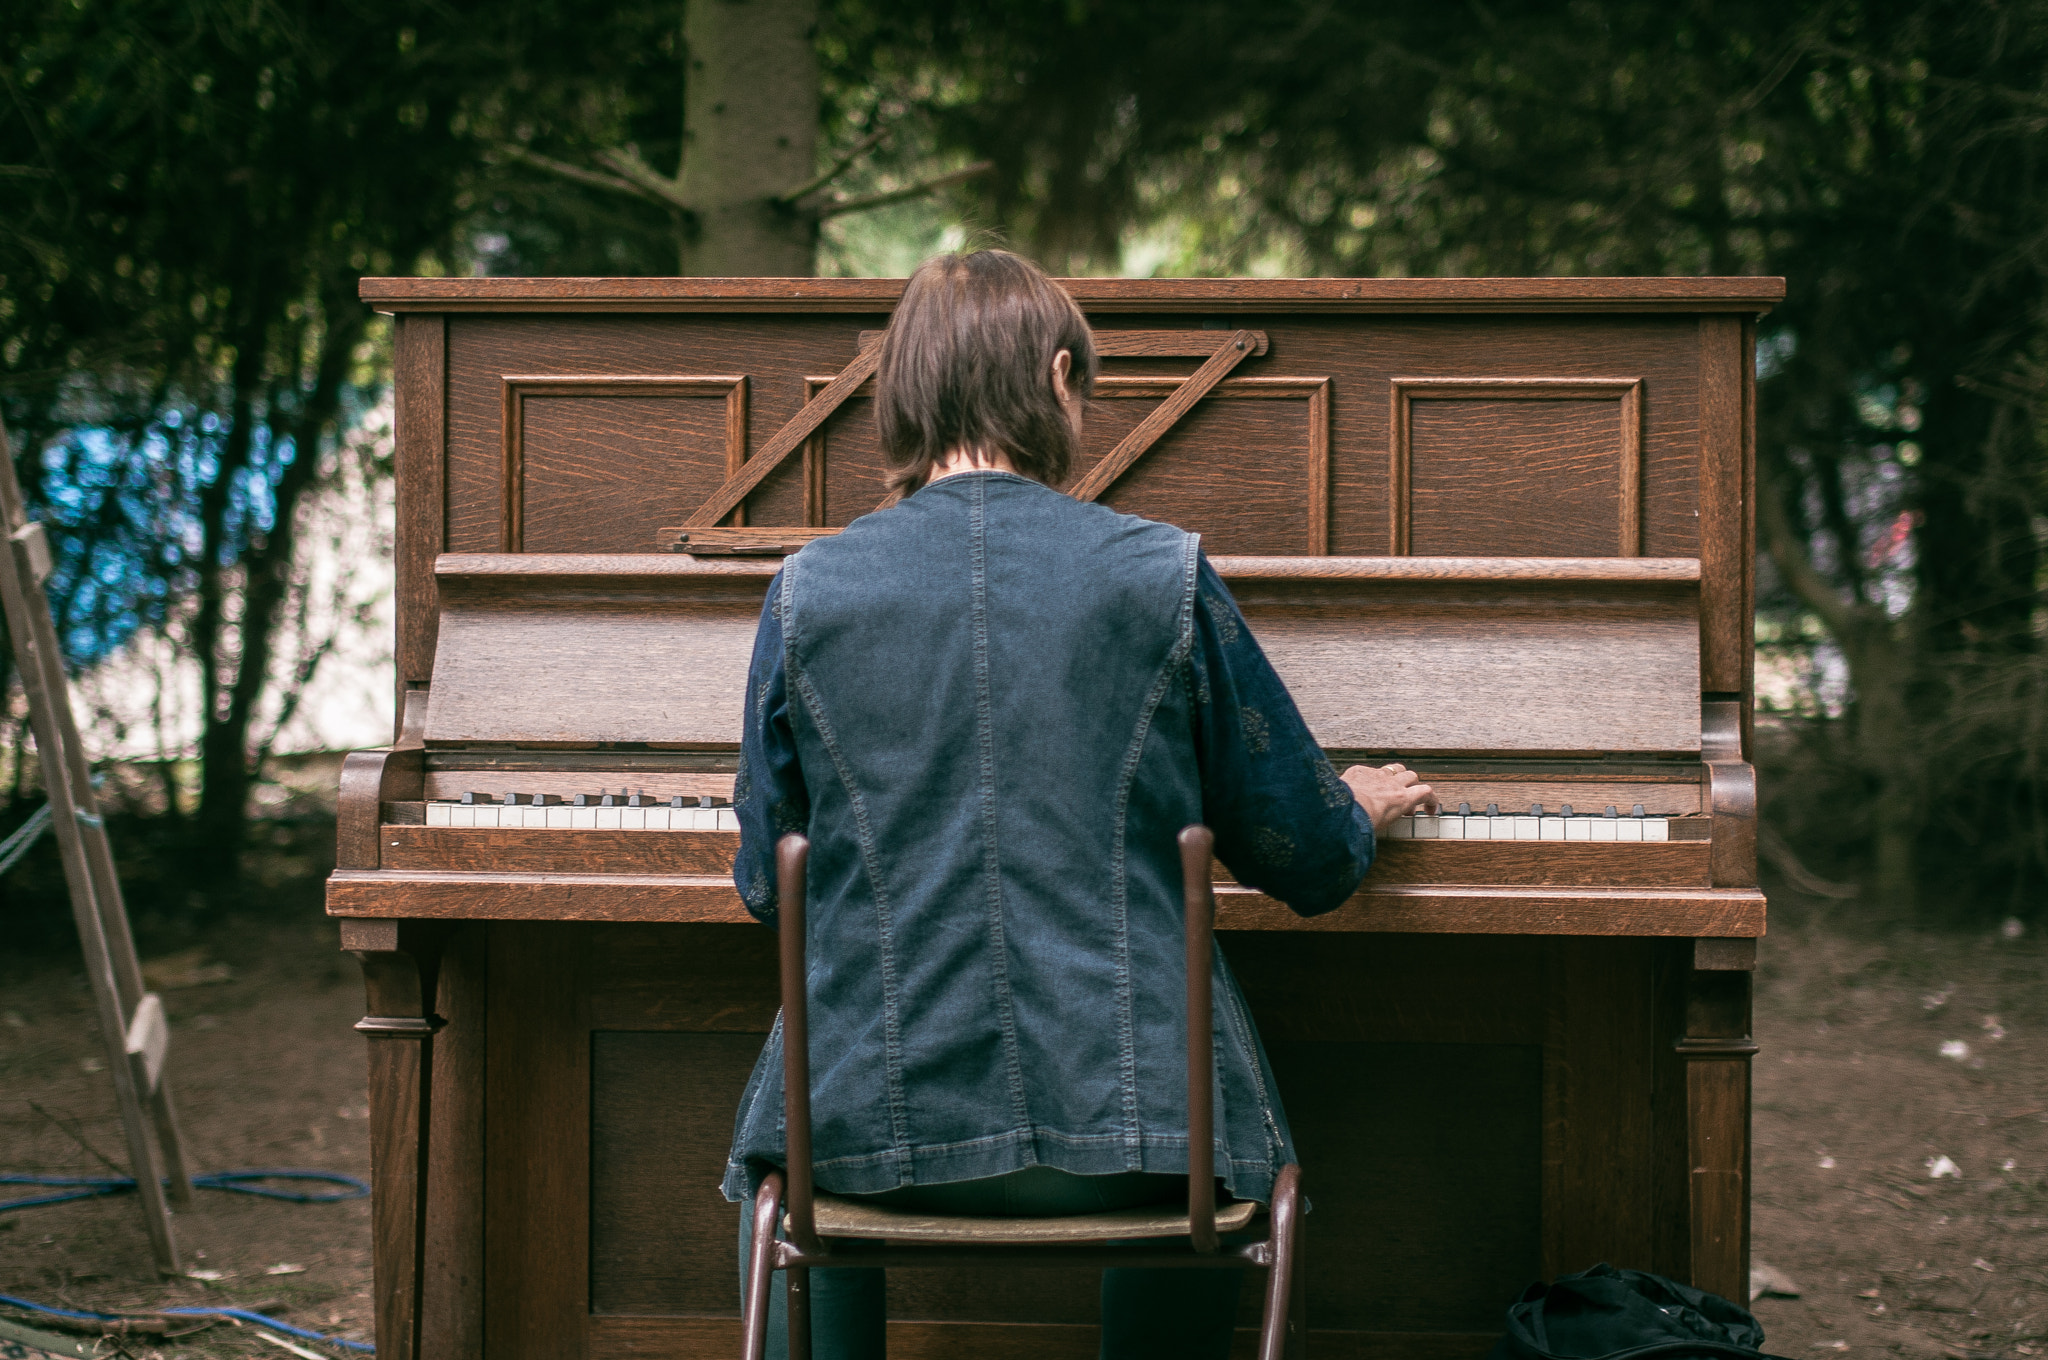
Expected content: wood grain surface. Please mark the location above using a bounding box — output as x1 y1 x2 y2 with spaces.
429 311 1729 572
500 376 744 552
326 872 1764 934
419 925 485 1360
483 924 588 1360
394 315 445 723
1392 379 1642 557
364 275 1785 313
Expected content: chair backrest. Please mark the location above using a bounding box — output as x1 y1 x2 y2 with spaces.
773 825 1222 1254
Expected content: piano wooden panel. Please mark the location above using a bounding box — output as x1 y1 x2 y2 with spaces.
337 276 1780 1360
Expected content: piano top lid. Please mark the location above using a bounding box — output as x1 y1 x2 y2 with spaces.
360 275 1786 315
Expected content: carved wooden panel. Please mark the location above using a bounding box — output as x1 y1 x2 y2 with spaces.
500 375 748 551
1390 378 1643 558
1077 377 1330 555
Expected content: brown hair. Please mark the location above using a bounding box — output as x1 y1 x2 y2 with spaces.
875 250 1097 494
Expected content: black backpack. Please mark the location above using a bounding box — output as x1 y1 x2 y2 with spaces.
1490 1264 1790 1360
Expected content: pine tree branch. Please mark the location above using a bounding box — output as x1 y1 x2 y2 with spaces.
593 146 696 214
776 128 890 207
817 161 994 220
1758 468 1878 645
494 144 653 203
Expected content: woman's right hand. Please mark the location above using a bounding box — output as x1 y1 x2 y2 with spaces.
1340 763 1438 833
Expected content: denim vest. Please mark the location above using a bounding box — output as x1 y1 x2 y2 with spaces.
723 472 1298 1204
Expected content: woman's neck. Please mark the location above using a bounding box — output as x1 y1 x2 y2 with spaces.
927 446 1017 483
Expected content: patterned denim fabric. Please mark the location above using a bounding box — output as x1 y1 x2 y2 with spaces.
724 472 1374 1205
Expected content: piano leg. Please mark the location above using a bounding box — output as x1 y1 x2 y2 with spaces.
344 919 449 1360
1677 942 1757 1305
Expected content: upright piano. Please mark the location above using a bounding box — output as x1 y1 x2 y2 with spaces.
331 275 1780 1360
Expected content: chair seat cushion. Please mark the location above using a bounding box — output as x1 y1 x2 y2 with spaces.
797 1192 1260 1244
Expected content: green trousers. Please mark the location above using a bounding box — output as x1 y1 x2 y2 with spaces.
739 1165 1244 1360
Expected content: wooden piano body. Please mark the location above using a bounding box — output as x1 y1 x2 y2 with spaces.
331 275 1780 1360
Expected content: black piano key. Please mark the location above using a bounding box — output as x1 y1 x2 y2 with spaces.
573 793 595 807
532 793 557 806
670 795 689 809
1485 803 1500 817
1457 802 1472 816
1530 803 1545 817
461 791 481 805
1604 805 1618 818
699 795 716 808
1560 803 1575 816
1631 803 1646 817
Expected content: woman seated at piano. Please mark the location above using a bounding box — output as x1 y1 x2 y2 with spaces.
724 248 1436 1360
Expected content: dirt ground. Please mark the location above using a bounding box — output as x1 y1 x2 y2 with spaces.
2 885 2045 1359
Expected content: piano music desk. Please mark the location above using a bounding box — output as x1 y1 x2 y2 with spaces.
334 275 1779 1360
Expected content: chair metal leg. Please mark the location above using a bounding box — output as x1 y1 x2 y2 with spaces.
787 1265 812 1360
743 1173 785 1360
1259 1164 1305 1360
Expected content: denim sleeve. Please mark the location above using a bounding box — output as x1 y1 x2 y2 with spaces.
732 571 808 927
1188 555 1374 917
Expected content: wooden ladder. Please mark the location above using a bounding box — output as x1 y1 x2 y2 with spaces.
0 421 194 1275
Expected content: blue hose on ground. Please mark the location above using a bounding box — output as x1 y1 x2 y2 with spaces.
0 1171 375 1352
0 1169 368 1212
0 1290 373 1353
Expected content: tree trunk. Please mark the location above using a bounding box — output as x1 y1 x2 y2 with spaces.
676 0 820 276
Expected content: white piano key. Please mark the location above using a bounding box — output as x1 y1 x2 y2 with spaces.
1538 817 1565 841
1617 819 1644 842
474 806 500 828
1564 817 1591 841
427 803 451 827
1643 819 1669 841
1412 815 1440 839
546 806 572 829
1464 817 1491 840
716 809 740 831
450 805 475 828
1437 815 1466 840
571 807 597 829
1512 816 1540 841
1384 816 1412 840
1589 818 1617 842
621 808 646 830
521 806 548 829
645 807 671 830
596 807 621 829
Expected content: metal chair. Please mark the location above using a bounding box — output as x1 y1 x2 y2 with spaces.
741 825 1306 1360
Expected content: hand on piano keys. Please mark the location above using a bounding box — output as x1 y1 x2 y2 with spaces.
1381 802 1679 842
423 790 740 831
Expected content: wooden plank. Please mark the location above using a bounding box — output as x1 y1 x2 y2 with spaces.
1696 316 1745 693
326 870 1766 935
362 275 1787 313
1211 556 1699 582
1542 938 1657 1280
383 826 740 874
861 328 1271 357
1068 331 1258 502
485 924 589 1360
395 315 446 733
420 924 486 1360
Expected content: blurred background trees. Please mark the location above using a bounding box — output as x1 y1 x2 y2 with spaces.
2 0 2043 928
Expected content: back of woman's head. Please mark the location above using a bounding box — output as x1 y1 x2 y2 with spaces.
875 250 1097 494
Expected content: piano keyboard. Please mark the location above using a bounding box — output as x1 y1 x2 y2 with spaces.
424 791 739 831
1384 803 1671 842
